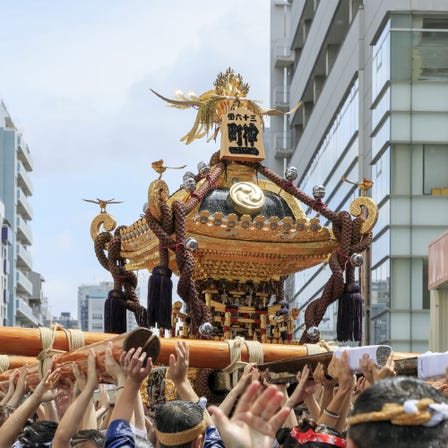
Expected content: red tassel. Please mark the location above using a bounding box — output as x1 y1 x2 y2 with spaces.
337 282 363 342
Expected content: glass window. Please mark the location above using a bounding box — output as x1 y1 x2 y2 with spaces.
300 80 359 195
412 28 448 82
372 20 391 102
372 147 390 205
373 199 390 236
372 86 390 131
371 229 390 268
371 117 390 162
370 258 391 344
390 30 412 82
371 311 390 344
324 138 358 200
371 259 390 308
423 144 448 194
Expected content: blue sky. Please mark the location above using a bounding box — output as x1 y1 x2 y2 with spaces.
0 1 270 318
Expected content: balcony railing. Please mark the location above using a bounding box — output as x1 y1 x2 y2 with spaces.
274 132 294 158
16 270 33 297
16 298 40 326
16 243 33 271
17 138 33 171
17 161 33 196
274 41 294 68
16 215 33 246
16 189 33 221
273 88 290 111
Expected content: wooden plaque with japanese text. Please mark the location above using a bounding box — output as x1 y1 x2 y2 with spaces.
220 107 265 162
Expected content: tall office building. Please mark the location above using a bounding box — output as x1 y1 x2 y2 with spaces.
78 281 138 333
0 100 42 327
0 200 11 326
270 0 448 352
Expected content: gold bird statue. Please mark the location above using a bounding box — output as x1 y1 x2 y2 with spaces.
151 160 187 179
82 198 123 213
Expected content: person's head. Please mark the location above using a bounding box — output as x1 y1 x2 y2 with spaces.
15 420 57 447
71 429 105 448
155 400 205 448
348 376 448 448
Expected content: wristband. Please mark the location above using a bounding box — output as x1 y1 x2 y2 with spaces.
323 408 340 418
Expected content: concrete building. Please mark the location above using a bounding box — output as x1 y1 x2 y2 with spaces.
0 100 42 327
270 0 448 352
78 281 138 333
0 200 11 326
44 312 80 330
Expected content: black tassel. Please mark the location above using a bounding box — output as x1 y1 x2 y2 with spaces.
337 282 363 342
147 265 173 329
104 289 127 333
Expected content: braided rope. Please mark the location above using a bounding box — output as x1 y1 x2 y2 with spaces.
145 161 225 335
37 326 65 378
245 339 264 364
65 329 85 351
0 355 9 373
232 161 374 343
348 398 435 426
105 227 148 327
222 337 246 390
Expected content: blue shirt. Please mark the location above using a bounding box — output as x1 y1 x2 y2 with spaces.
204 426 225 448
105 419 136 448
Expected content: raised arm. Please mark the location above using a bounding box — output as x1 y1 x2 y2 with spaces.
52 349 99 448
6 365 28 408
0 364 61 448
0 369 19 406
219 363 257 416
104 347 152 448
209 381 291 448
167 340 198 402
283 364 318 427
317 350 355 432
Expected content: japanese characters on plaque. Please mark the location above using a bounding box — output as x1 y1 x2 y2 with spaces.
220 107 265 162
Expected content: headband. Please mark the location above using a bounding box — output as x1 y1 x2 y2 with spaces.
348 398 448 427
290 427 347 447
155 420 206 446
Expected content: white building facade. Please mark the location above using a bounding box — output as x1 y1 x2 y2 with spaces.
270 0 448 352
0 201 11 326
0 100 41 327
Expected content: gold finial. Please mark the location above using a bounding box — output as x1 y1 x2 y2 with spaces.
151 160 186 179
341 177 374 195
83 198 123 213
150 68 302 145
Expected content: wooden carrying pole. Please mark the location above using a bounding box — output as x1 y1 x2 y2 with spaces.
0 327 159 390
0 355 36 371
0 326 309 366
0 325 309 371
0 327 109 357
0 326 419 389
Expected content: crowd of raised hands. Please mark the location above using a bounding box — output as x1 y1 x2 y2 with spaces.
0 340 447 448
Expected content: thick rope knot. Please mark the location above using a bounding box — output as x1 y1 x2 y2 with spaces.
222 337 264 390
37 326 65 379
0 355 9 373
